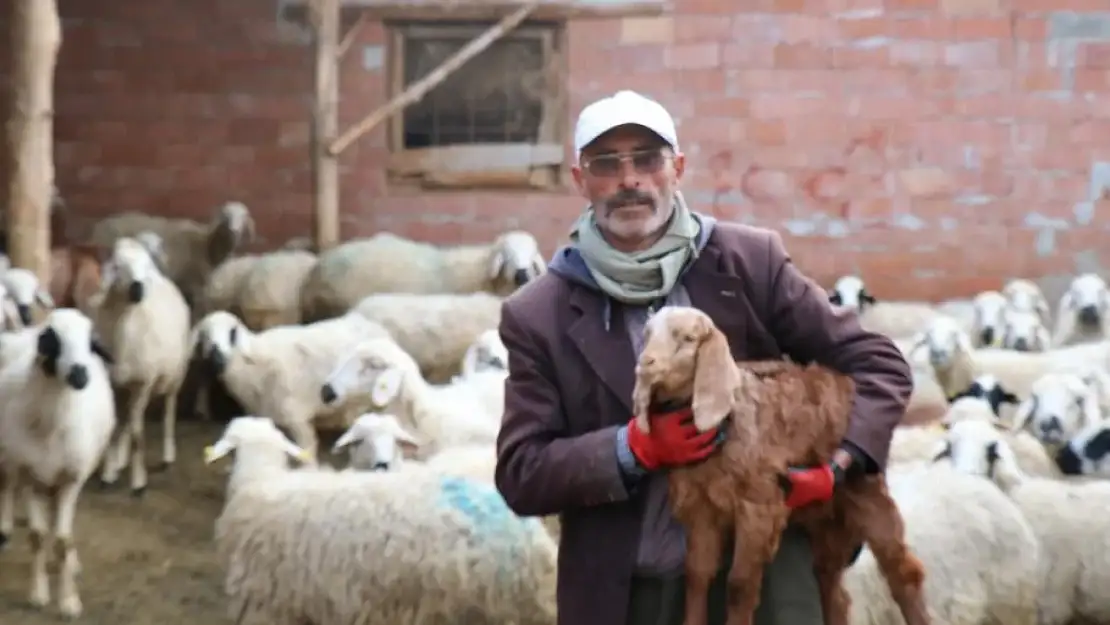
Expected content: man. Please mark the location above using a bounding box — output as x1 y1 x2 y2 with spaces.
493 90 913 625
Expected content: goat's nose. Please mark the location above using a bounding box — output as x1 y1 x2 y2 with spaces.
512 268 530 287
65 365 89 390
320 384 338 404
1079 305 1100 325
1012 337 1029 351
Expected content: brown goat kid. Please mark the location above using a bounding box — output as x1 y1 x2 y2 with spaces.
631 306 928 625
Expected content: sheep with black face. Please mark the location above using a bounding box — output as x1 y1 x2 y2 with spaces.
1051 273 1110 347
90 236 192 496
0 308 116 619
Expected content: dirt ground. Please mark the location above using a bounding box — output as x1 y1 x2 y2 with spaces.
0 419 236 625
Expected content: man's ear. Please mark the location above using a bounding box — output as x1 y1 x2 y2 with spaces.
571 164 587 197
672 151 686 181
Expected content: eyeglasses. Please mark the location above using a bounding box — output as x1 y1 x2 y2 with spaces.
580 147 670 178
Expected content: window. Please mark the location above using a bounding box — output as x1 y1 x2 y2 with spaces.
386 22 566 190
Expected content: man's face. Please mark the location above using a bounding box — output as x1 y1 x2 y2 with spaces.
572 124 685 251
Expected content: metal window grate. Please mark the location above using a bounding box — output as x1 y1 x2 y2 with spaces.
400 32 547 149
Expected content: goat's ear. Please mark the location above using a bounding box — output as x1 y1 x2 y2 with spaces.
631 366 653 434
691 321 737 433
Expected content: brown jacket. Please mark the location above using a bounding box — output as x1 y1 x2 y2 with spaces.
493 220 913 625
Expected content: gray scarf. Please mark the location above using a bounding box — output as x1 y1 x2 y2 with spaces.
569 191 701 306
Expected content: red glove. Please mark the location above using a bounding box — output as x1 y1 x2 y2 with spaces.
779 463 841 509
626 407 721 471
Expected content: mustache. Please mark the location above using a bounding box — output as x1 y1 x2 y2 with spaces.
605 189 655 211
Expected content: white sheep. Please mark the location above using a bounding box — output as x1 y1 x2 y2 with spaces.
936 418 1110 625
298 230 545 322
205 415 558 625
2 266 56 327
844 462 1040 625
968 290 1008 348
1051 272 1110 347
321 338 501 460
191 310 391 459
87 201 256 308
0 308 116 618
331 412 562 541
947 374 1021 419
236 249 318 331
888 397 1061 478
92 237 191 495
351 291 503 383
910 316 1110 399
1002 278 1050 324
459 327 508 377
998 306 1050 352
1055 419 1110 478
1010 370 1109 447
198 253 259 318
827 275 876 311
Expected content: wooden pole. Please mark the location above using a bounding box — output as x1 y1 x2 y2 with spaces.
337 11 370 61
309 0 340 252
7 0 60 285
328 0 541 157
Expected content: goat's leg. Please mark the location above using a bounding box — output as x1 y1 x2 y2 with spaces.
682 515 725 625
723 507 787 625
26 490 50 610
859 488 929 625
52 481 83 618
127 382 155 496
809 528 858 625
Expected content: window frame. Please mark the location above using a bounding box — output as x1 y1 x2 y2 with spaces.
384 20 568 191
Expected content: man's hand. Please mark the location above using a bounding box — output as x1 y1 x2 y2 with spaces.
778 448 854 509
625 407 723 471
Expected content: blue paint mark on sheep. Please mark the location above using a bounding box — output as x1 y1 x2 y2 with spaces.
438 476 516 533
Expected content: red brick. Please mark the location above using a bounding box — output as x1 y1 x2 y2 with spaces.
664 42 721 70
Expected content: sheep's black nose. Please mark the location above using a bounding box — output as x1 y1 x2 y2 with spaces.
371 462 390 471
1080 305 1100 325
1012 337 1029 351
1055 445 1082 475
66 365 89 390
127 281 145 303
320 384 338 404
205 351 227 375
979 327 994 346
17 304 32 326
513 268 530 287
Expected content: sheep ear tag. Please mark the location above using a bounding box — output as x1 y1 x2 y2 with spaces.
370 369 404 406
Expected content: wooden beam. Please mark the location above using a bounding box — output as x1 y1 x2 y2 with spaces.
282 0 664 21
337 11 369 60
7 0 60 286
309 0 341 251
328 0 542 156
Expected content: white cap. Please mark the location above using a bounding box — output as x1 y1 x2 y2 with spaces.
573 90 679 161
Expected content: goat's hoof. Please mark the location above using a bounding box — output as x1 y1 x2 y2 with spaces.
130 486 147 499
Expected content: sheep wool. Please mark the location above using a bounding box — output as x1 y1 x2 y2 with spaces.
844 463 1040 625
210 418 557 625
351 291 503 383
237 249 318 331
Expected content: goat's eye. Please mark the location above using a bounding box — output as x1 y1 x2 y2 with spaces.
683 334 697 343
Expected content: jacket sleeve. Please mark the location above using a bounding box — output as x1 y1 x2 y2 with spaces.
493 301 634 517
760 232 913 471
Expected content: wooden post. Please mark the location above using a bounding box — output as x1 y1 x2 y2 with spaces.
309 0 340 252
328 0 542 157
6 0 60 284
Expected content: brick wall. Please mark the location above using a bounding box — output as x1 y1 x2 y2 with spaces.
2 1 1110 301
